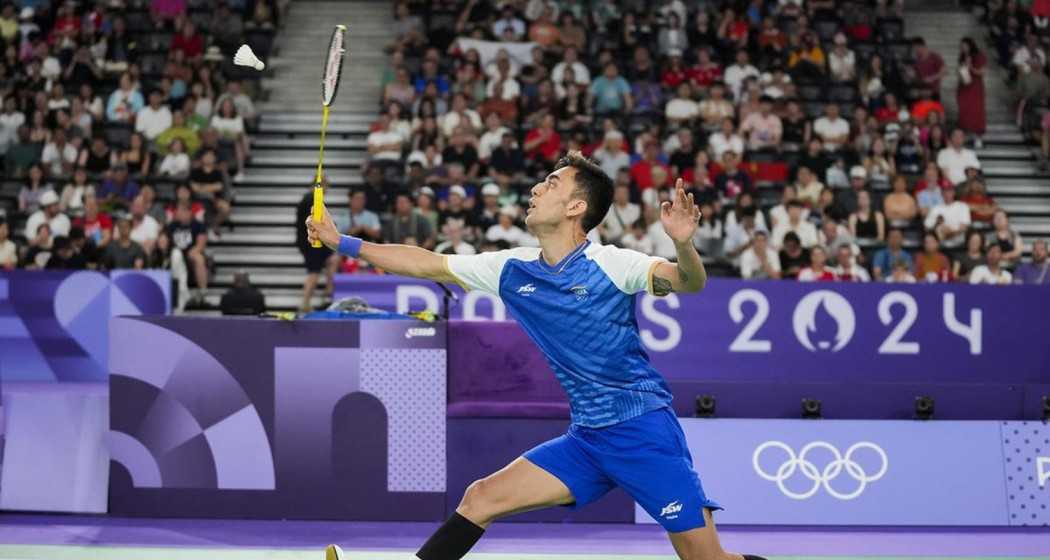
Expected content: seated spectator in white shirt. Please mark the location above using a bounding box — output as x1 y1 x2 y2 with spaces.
740 96 782 150
435 218 477 255
599 183 641 245
158 138 191 178
769 184 810 229
771 200 819 249
128 195 161 252
813 103 850 151
740 229 781 279
485 206 528 247
833 244 870 281
440 93 483 138
1011 33 1047 76
367 113 405 162
135 89 173 141
724 49 760 101
969 243 1013 285
478 112 510 162
665 82 699 126
707 117 745 162
24 189 71 240
592 129 631 179
551 47 591 86
936 128 981 185
827 34 857 82
41 129 78 177
620 218 656 255
923 183 971 248
486 57 522 101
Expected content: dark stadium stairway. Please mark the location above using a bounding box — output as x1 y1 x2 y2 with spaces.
201 0 389 312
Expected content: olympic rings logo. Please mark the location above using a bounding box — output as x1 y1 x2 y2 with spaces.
752 441 889 500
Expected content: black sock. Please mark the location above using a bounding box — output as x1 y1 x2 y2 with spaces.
416 512 486 560
743 555 769 560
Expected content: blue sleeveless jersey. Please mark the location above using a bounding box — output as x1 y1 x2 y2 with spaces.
447 241 674 428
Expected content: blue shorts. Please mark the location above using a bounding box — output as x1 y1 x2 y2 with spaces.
524 407 722 532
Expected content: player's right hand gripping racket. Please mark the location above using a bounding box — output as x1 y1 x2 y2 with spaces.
311 24 348 247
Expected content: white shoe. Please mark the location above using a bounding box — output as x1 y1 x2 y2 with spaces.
325 544 345 560
974 137 983 149
234 172 246 182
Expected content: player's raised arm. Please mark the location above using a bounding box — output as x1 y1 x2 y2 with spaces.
652 178 707 295
306 208 458 284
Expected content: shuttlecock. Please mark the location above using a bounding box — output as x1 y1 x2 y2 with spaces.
234 44 265 71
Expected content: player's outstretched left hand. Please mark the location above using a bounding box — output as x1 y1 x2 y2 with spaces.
660 178 702 244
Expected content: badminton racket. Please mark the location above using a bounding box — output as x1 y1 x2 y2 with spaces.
311 24 348 247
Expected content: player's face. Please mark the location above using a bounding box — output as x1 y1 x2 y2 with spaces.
526 166 581 232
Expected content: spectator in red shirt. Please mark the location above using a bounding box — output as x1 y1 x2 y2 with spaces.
959 179 997 223
661 52 690 90
797 245 837 281
874 92 904 124
73 193 113 249
171 20 204 60
912 38 946 97
523 114 561 169
689 48 722 89
629 141 670 192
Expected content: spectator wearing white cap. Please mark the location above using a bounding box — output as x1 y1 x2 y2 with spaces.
936 128 980 186
438 184 478 242
485 205 528 247
475 183 503 232
592 129 630 179
24 190 71 240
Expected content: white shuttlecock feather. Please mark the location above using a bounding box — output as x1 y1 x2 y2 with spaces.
234 44 265 71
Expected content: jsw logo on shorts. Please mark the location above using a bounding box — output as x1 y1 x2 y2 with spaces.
659 500 683 518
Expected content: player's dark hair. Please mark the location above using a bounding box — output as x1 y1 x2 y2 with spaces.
556 151 613 233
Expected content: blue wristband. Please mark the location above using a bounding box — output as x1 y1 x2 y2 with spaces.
337 235 362 258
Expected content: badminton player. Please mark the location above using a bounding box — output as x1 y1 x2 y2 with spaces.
307 152 766 560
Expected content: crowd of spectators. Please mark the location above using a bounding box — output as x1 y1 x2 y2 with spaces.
988 0 1050 171
0 0 282 309
310 0 1048 290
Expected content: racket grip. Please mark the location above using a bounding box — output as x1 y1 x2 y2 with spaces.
310 184 324 248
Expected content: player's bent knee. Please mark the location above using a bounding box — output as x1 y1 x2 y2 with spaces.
457 478 505 523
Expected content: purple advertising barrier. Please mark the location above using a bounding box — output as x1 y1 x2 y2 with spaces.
636 419 1011 526
447 320 1033 420
338 275 1050 384
108 316 447 520
0 270 170 382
